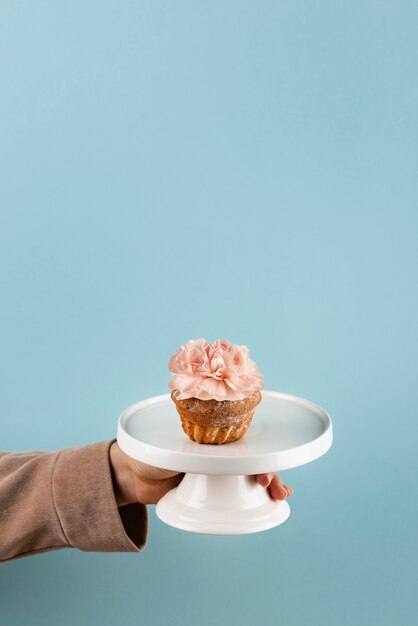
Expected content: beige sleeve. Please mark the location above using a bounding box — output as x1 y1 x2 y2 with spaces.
0 440 148 563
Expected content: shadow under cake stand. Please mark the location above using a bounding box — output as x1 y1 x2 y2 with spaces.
117 390 333 535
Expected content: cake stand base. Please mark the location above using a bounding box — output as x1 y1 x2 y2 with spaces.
156 473 291 535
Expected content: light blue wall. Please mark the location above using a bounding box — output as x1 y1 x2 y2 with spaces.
1 2 417 624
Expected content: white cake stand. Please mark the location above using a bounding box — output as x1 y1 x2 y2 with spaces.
117 390 333 535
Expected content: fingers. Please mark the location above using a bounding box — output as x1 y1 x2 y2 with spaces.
269 474 293 501
255 472 275 488
255 473 293 501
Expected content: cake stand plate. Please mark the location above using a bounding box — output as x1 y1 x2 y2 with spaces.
117 390 333 535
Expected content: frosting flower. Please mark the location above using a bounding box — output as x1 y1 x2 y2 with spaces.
168 338 264 401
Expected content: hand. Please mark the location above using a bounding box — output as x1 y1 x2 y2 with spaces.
254 472 293 501
110 442 293 506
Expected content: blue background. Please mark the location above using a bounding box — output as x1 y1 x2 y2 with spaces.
1 1 417 624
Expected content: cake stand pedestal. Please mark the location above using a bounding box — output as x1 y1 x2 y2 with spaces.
117 390 333 535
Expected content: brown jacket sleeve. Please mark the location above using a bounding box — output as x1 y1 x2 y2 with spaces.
0 439 148 563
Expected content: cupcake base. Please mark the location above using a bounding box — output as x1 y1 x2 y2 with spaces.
171 390 262 444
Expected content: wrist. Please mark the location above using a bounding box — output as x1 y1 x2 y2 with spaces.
109 442 137 506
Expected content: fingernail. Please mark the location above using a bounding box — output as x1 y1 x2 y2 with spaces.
256 476 266 487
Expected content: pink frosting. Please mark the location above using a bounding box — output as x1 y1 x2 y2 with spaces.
168 338 264 401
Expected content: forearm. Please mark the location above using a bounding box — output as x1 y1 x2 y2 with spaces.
0 440 148 563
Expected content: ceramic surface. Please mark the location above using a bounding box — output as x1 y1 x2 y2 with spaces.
117 390 333 475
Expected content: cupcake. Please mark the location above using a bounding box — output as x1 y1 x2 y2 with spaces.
168 338 264 444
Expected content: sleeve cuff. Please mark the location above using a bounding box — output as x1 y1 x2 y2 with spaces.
52 440 148 553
